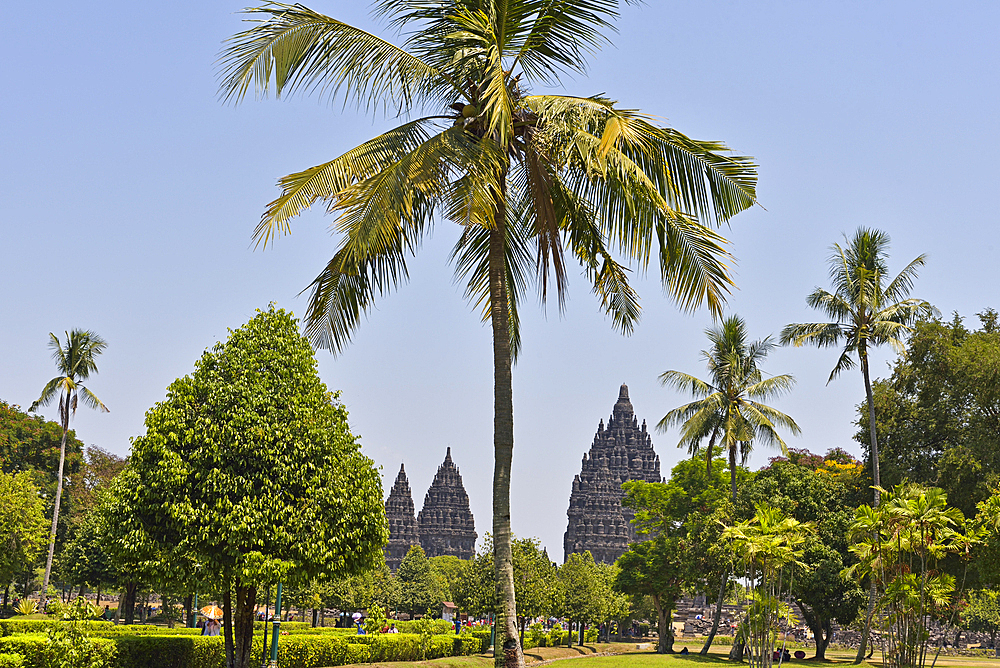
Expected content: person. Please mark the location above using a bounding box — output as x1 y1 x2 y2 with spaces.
205 618 221 636
102 605 110 620
389 623 398 634
680 647 689 655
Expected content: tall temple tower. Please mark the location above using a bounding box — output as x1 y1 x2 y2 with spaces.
564 384 662 563
417 448 478 560
384 464 421 570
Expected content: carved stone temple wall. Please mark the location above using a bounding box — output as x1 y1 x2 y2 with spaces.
417 448 478 560
384 448 478 569
563 384 663 564
384 464 420 571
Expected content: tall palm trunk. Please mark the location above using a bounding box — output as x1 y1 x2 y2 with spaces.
488 173 524 668
43 394 70 592
854 344 880 665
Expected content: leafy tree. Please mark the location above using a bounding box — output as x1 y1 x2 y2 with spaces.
397 545 440 616
846 485 973 668
962 589 1000 656
29 329 109 593
0 400 85 483
723 504 813 668
615 537 687 653
782 229 934 662
127 307 386 668
71 446 126 522
219 3 758 665
558 551 601 646
428 555 468 606
0 470 47 601
623 456 735 653
742 455 867 658
859 311 1000 519
659 315 798 502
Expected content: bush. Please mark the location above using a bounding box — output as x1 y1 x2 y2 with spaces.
391 619 455 635
0 654 23 668
638 623 650 637
0 621 114 637
585 628 598 643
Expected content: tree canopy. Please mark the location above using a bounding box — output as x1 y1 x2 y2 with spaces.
127 307 386 668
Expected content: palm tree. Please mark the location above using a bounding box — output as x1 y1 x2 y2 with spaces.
658 315 797 656
658 315 799 504
30 329 109 592
219 4 758 666
780 227 935 663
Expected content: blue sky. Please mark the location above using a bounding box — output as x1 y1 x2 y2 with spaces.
3 1 998 559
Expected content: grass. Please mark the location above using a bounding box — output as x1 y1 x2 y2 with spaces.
335 641 1000 668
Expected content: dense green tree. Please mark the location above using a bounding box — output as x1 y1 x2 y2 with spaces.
741 455 867 658
858 311 1000 519
0 470 47 605
30 329 109 593
397 545 440 617
782 228 934 662
659 315 798 502
127 307 386 668
220 3 758 665
428 555 468 606
558 551 601 646
962 589 1000 655
623 456 736 653
615 537 687 653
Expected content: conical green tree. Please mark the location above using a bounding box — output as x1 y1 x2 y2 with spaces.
780 227 935 663
30 329 109 592
219 4 758 665
659 315 799 503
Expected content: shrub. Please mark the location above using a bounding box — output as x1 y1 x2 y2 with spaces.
585 628 598 643
13 601 36 617
392 619 454 635
0 621 115 637
0 654 23 668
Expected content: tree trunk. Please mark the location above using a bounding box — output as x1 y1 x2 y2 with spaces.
123 582 138 625
184 594 193 627
2 584 8 610
96 585 101 607
42 396 70 593
729 447 738 504
653 594 674 654
855 346 880 665
488 175 524 668
701 571 729 655
799 602 831 660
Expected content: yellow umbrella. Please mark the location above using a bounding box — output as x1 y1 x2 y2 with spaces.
200 605 224 620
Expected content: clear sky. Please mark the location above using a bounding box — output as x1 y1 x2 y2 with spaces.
3 1 998 560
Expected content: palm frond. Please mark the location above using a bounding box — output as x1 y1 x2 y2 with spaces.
658 370 714 397
31 377 66 412
219 3 460 111
79 387 110 413
779 322 844 348
882 253 927 303
255 117 441 247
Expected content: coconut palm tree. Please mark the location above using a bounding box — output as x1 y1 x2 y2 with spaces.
30 329 109 592
658 315 799 504
780 227 935 663
219 3 758 666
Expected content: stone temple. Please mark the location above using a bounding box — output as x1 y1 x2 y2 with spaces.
384 464 420 571
384 448 478 568
417 448 478 559
564 384 663 564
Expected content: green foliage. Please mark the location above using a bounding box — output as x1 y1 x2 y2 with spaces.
129 307 387 584
963 589 1000 645
846 484 973 668
0 653 23 668
860 312 1000 520
658 315 799 500
615 538 686 653
396 546 439 616
0 400 84 487
12 601 36 617
454 534 557 620
362 604 385 636
44 598 115 668
427 555 468 605
724 504 813 668
0 472 45 591
742 456 866 656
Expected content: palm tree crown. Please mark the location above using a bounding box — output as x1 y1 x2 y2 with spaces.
780 227 936 386
658 315 799 503
31 328 109 593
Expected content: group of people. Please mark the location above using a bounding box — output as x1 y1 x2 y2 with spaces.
196 617 221 636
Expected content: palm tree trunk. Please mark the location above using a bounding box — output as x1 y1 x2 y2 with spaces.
700 569 729 655
854 346 880 665
42 394 70 592
488 174 524 668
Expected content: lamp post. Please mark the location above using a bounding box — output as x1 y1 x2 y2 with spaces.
267 583 283 668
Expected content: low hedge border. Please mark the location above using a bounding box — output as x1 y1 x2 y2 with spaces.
0 630 486 668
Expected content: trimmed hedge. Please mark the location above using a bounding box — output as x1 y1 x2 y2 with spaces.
0 634 116 668
0 630 486 668
0 653 24 668
0 621 113 637
392 619 455 635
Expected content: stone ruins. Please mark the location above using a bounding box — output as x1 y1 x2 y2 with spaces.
563 384 663 564
383 447 478 569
